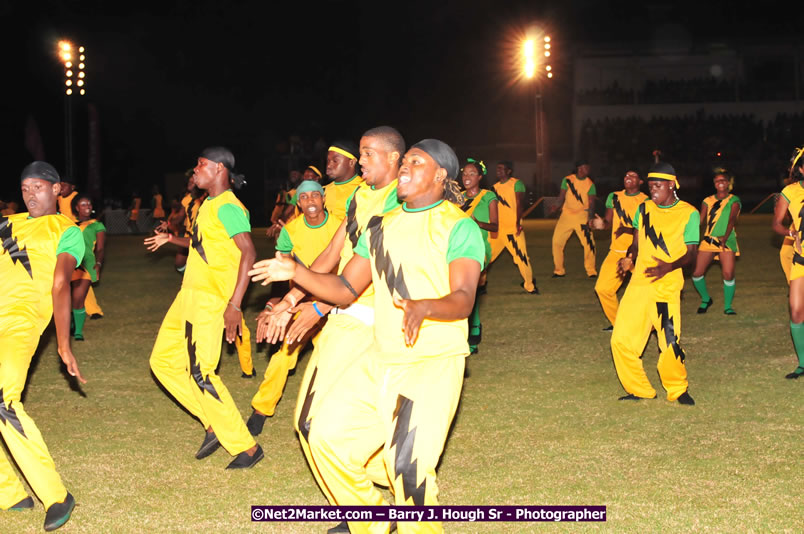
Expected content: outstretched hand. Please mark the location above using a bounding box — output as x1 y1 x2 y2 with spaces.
248 252 297 286
144 231 170 252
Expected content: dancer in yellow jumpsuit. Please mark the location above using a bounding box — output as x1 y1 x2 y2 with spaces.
551 160 598 277
771 146 804 379
246 180 342 435
610 161 698 405
591 169 647 329
488 161 537 293
145 147 263 468
1 161 86 531
250 138 484 534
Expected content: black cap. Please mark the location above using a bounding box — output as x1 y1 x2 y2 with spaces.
21 161 60 184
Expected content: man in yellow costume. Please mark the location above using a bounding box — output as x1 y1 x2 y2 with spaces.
610 162 697 405
1 161 86 531
591 169 647 330
56 178 77 222
551 160 598 278
488 160 538 293
323 140 364 220
145 147 262 468
250 138 484 534
246 180 342 435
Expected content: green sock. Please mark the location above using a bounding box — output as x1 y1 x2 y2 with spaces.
692 276 710 305
789 321 804 369
72 308 87 338
723 279 736 311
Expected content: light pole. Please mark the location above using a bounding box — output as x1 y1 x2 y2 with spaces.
522 33 553 198
58 40 86 181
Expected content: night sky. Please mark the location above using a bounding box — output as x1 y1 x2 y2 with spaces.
2 0 796 218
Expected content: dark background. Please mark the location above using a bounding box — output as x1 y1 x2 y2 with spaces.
1 0 796 221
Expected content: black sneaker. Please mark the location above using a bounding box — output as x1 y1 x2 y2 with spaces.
784 367 804 379
89 314 103 320
246 410 267 437
477 284 487 296
44 493 75 531
618 393 655 401
521 279 540 294
588 274 597 279
552 273 565 278
195 431 221 459
327 522 350 534
697 298 713 314
9 496 34 511
602 325 613 332
677 391 696 405
226 445 264 469
241 370 256 379
468 325 482 346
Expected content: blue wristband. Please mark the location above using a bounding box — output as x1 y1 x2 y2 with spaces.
312 302 324 317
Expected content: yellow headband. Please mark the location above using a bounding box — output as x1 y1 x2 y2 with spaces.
647 172 680 189
307 166 322 178
328 146 357 160
792 147 804 171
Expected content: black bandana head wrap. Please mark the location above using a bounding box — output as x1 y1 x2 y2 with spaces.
411 139 462 205
21 161 60 184
200 146 246 190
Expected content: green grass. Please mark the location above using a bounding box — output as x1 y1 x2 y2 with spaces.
3 215 801 533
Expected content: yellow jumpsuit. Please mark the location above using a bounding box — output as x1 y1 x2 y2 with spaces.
149 191 256 456
552 173 597 276
610 199 699 401
0 213 84 510
309 200 485 534
489 177 535 291
594 190 647 325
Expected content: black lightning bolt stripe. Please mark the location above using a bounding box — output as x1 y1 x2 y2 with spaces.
190 221 208 263
794 252 804 266
345 193 360 249
367 215 411 299
0 388 27 438
391 395 427 506
492 185 511 208
656 302 686 363
297 367 317 442
565 178 583 204
460 197 472 213
506 234 530 266
185 321 222 402
640 204 670 256
580 223 596 254
706 198 723 234
0 215 33 279
702 236 723 249
611 194 631 227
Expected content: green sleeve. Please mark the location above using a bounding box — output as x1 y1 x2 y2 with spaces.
605 192 615 209
632 205 642 229
447 218 486 268
218 203 251 237
589 183 597 196
382 186 401 214
56 225 85 266
514 180 526 193
354 229 369 258
276 226 293 254
560 177 568 190
289 191 298 206
93 221 107 233
684 210 701 244
732 195 742 208
345 188 359 214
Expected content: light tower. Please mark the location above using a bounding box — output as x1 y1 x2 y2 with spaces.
58 40 86 181
521 32 553 197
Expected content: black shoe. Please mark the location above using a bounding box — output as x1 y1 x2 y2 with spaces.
677 391 696 405
226 445 264 469
327 522 350 534
89 314 103 320
195 431 221 459
552 273 565 278
521 279 540 294
602 325 613 332
784 367 804 379
74 333 84 341
468 325 482 346
9 496 34 511
44 493 75 531
697 298 713 314
618 393 654 401
724 308 737 315
588 274 597 279
241 370 256 379
469 346 478 355
246 410 267 437
477 284 487 296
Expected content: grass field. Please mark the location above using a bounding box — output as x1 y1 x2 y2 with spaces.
3 214 801 533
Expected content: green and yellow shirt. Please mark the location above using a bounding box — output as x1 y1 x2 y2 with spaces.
493 178 525 232
560 174 596 215
276 211 343 268
605 190 648 252
77 218 106 282
701 193 741 252
323 175 364 220
461 189 497 264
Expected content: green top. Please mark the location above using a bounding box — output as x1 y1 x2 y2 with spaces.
79 220 106 281
57 225 85 266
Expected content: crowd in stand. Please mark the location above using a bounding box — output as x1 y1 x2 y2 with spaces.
577 78 796 105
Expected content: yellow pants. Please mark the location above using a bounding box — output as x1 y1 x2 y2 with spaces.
85 285 103 317
552 211 597 276
781 238 794 284
150 288 255 455
294 312 389 503
489 230 535 291
610 284 689 401
0 313 68 510
595 250 627 325
309 351 465 534
251 322 321 417
235 318 253 375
